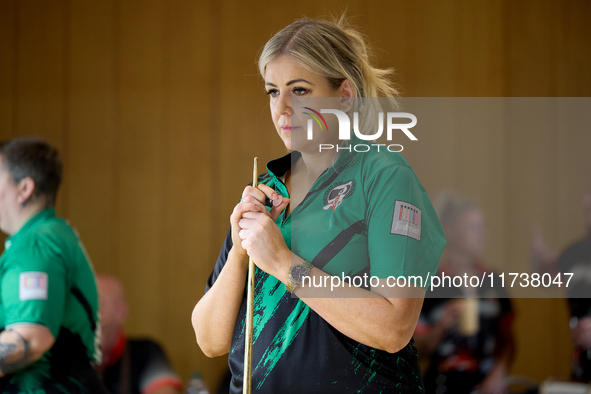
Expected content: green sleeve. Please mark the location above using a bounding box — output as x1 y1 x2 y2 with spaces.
366 164 446 289
2 237 66 338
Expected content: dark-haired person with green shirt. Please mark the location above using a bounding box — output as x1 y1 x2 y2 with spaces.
0 137 107 393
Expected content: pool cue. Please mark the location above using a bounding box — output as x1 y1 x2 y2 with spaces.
243 157 257 394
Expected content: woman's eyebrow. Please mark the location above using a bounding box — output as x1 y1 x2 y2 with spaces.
287 79 314 86
265 79 314 87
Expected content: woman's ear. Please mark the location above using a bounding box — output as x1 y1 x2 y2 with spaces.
339 79 355 112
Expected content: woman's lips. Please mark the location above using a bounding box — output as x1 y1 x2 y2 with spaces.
281 125 300 132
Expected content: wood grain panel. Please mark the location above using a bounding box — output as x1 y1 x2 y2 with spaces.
506 99 566 379
0 0 590 387
504 0 573 380
452 0 506 96
506 0 559 96
451 98 509 271
0 0 16 139
13 0 69 216
556 0 591 97
115 0 166 338
160 0 222 387
402 1 455 97
66 0 118 275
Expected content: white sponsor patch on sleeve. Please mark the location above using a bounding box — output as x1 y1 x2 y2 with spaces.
390 200 422 241
19 272 48 301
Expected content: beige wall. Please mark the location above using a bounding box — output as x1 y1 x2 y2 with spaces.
0 0 590 390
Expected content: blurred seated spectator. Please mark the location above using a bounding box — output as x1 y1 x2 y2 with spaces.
531 180 591 382
96 274 183 394
414 192 515 394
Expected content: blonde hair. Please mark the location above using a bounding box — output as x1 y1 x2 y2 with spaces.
434 191 480 228
258 15 399 128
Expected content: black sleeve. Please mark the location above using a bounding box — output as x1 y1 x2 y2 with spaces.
205 226 233 293
556 241 583 273
135 340 182 391
499 296 513 317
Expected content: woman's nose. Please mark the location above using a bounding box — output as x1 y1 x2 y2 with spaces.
276 94 292 116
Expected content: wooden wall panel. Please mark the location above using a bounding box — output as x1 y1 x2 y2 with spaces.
506 99 570 379
67 0 118 274
556 1 591 97
115 0 166 340
0 0 16 138
402 2 456 97
504 0 581 380
452 0 506 96
506 0 557 96
0 0 590 389
13 0 69 216
451 99 509 270
556 99 591 248
161 0 222 387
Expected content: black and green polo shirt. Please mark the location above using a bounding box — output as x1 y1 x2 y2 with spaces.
206 141 446 393
0 209 105 393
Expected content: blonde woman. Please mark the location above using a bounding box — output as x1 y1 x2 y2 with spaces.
192 16 446 393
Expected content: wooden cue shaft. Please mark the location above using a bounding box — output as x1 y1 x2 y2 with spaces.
243 157 257 394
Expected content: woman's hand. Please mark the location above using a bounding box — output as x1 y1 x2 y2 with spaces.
238 211 291 281
231 184 290 276
230 199 268 262
241 184 289 221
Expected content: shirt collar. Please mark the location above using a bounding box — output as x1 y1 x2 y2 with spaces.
266 151 299 179
8 208 57 242
266 135 361 180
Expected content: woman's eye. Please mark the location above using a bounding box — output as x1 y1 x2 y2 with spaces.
292 87 309 95
266 89 279 98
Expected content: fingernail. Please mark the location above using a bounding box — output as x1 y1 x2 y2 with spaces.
273 196 283 207
272 192 278 200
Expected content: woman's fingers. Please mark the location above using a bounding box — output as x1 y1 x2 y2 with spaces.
269 197 290 220
241 184 287 221
257 184 284 206
238 216 258 229
240 195 270 216
243 184 285 207
256 185 289 220
231 202 266 220
242 186 267 204
238 228 248 240
240 211 261 220
238 212 267 240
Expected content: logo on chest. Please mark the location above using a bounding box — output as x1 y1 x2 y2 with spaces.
323 180 356 211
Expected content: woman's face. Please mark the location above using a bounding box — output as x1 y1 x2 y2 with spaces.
446 207 487 259
264 56 347 152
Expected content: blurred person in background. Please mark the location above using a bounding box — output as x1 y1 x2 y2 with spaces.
97 274 183 394
414 192 515 394
531 180 591 382
0 137 107 393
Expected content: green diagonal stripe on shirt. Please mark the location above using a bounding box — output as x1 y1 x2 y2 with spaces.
252 274 286 343
254 300 310 389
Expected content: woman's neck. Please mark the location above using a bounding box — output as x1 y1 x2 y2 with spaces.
295 149 340 181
